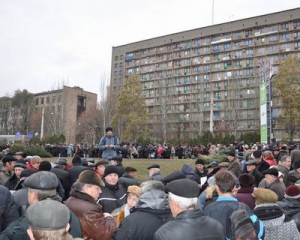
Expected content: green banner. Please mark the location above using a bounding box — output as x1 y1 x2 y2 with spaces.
260 83 267 105
261 125 267 143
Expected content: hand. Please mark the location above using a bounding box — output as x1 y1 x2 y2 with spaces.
109 145 114 148
105 145 109 148
103 213 112 218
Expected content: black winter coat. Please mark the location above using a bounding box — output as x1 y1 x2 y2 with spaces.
67 164 89 185
97 183 127 213
4 175 19 191
113 208 172 240
154 209 225 240
277 198 300 231
0 185 19 233
119 174 139 190
51 167 71 198
113 189 172 240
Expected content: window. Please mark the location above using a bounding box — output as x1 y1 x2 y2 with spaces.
46 97 50 104
213 45 221 52
149 73 155 79
294 32 300 39
224 43 231 50
114 56 118 61
246 59 253 66
245 39 253 46
245 30 253 36
294 21 300 28
194 48 200 55
57 95 62 103
295 42 300 49
245 49 254 56
280 23 289 30
120 55 124 60
245 68 253 76
269 35 278 43
281 33 290 41
184 41 191 48
214 63 221 70
195 75 200 82
184 68 190 74
184 59 190 65
204 46 210 53
235 60 242 67
41 98 44 104
269 25 277 32
203 65 210 72
35 98 39 105
193 66 200 73
194 39 201 46
52 96 56 104
184 50 191 56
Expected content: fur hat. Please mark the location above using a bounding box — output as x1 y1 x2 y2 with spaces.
127 185 141 197
239 173 255 188
77 170 104 187
252 188 278 205
104 165 119 178
285 185 300 201
263 168 279 177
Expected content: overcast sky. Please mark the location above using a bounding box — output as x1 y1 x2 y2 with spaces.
0 0 299 98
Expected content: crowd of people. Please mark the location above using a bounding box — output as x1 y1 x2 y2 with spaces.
1 127 300 239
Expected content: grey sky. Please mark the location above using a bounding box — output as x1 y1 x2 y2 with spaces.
0 0 299 98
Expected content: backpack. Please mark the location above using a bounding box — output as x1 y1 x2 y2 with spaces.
230 203 258 240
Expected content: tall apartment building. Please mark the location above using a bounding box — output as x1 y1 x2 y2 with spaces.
110 8 300 141
34 86 97 144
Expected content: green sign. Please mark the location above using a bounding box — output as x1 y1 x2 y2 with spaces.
261 125 267 143
260 83 267 105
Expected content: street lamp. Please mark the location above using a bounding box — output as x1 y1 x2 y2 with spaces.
40 105 44 141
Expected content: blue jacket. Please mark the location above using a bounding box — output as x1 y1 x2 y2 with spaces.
203 196 264 240
98 135 120 160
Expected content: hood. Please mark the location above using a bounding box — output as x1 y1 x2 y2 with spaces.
181 164 195 176
136 189 169 210
278 198 300 216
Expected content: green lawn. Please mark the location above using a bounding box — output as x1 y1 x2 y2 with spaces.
45 157 197 183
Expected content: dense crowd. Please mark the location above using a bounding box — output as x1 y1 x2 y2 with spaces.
1 127 300 239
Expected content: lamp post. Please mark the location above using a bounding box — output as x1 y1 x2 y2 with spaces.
40 106 44 141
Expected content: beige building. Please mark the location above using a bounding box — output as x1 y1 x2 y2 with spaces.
33 86 97 144
110 8 300 141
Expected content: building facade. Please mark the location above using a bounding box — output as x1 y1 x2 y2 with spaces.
110 8 300 141
33 86 97 144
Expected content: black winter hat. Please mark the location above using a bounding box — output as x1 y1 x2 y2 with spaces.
147 164 160 169
104 165 119 178
20 169 37 178
2 155 17 164
77 170 104 187
125 166 137 173
294 160 300 169
227 150 236 157
263 168 279 177
165 179 199 198
14 159 27 169
195 158 205 165
39 161 52 171
163 171 186 185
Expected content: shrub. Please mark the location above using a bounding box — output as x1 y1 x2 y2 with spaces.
26 146 52 158
11 143 26 153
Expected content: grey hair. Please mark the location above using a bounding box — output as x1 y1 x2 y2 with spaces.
280 154 290 162
28 188 57 201
140 180 164 194
168 192 197 210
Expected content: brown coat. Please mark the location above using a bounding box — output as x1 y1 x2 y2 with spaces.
228 158 241 177
65 190 116 240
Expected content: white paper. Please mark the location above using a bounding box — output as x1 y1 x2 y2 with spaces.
200 177 207 186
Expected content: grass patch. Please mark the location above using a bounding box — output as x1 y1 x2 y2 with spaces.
45 157 197 183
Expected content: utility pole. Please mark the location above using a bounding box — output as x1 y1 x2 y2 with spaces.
212 0 215 25
40 106 44 141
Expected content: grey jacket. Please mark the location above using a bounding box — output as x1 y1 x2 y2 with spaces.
98 135 120 160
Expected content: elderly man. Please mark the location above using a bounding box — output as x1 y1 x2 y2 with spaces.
65 170 116 240
97 165 127 213
119 166 139 190
263 168 286 201
0 171 82 239
98 127 120 160
94 159 109 179
0 155 17 185
245 160 264 187
154 179 225 240
253 150 270 173
26 199 75 240
227 150 241 177
147 164 163 181
5 160 27 190
278 155 292 186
